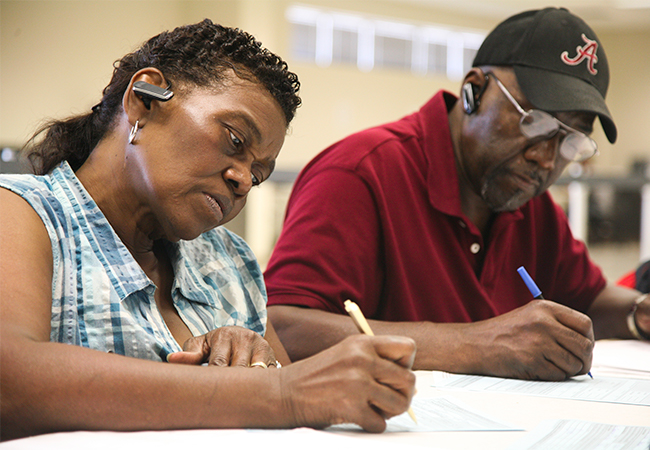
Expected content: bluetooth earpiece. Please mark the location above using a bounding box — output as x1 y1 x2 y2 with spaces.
132 81 174 109
462 83 478 114
461 75 490 115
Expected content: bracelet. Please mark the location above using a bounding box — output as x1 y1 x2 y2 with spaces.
627 294 650 341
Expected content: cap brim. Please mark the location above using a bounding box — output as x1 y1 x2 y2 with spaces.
514 65 617 143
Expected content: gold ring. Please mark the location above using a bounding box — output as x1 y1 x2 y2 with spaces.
250 361 268 369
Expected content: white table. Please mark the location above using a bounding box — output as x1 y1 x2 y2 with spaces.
2 341 649 450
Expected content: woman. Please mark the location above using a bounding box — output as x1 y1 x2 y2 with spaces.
0 19 416 441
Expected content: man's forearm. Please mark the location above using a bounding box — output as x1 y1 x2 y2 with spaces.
587 284 646 340
268 305 480 372
269 301 597 380
268 306 360 362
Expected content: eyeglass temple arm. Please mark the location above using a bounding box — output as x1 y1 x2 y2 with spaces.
490 74 529 116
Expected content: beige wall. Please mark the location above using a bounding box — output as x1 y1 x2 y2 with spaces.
1 1 234 146
2 1 647 175
2 0 649 259
596 28 650 173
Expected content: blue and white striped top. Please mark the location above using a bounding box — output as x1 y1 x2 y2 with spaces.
0 161 268 362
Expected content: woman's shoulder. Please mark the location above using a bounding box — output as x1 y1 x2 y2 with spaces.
0 172 61 226
0 172 53 198
0 176 58 274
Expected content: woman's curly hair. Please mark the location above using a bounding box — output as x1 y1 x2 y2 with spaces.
27 19 301 174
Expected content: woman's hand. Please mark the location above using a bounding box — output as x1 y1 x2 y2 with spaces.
166 326 278 368
279 334 416 433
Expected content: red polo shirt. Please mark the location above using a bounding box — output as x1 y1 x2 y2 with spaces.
265 91 606 322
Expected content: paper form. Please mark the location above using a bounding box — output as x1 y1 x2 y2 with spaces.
436 374 650 406
592 339 650 379
505 419 650 450
329 396 522 432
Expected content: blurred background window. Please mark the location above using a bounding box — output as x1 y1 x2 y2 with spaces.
287 5 484 80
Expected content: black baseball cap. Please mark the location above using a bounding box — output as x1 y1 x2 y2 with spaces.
473 7 617 143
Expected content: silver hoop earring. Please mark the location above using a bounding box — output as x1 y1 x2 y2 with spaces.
128 120 140 145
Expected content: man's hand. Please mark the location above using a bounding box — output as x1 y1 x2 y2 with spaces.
470 300 594 380
279 334 416 433
166 326 278 368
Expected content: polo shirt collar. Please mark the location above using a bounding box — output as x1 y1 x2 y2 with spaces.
419 91 465 218
52 161 152 301
53 161 227 311
418 91 524 225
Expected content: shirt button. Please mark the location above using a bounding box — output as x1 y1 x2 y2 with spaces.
458 220 466 228
470 243 481 254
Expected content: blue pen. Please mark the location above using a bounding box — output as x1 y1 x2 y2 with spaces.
517 266 593 379
517 266 544 299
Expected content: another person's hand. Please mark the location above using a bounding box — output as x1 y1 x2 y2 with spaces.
167 326 277 368
279 334 416 433
471 300 594 380
634 295 650 339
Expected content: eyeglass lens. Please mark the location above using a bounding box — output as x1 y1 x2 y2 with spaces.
489 72 598 162
519 110 597 162
520 110 559 139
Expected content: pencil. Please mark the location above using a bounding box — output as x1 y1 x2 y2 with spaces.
344 300 418 424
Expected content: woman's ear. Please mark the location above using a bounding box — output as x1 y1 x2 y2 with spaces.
122 68 170 128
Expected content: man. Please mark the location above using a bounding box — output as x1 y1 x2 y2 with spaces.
265 7 650 380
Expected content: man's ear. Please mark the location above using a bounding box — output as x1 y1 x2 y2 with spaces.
122 68 170 128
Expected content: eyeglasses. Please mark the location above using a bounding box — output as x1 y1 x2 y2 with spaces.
488 73 599 162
